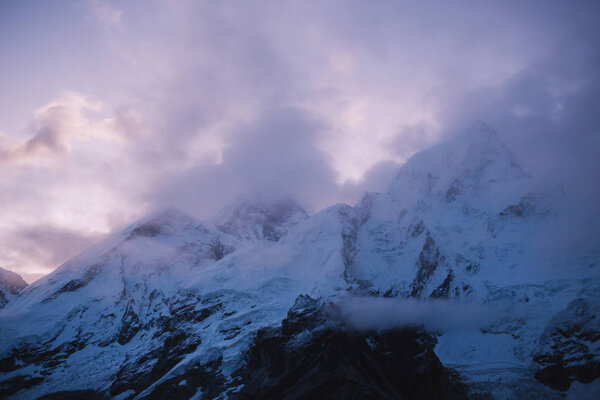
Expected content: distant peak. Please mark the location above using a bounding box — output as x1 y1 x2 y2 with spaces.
143 207 195 221
125 207 205 240
467 121 497 136
216 196 308 241
0 267 28 292
388 124 528 200
218 196 307 218
460 122 509 151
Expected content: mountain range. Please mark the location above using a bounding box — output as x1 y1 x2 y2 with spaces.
1 124 598 399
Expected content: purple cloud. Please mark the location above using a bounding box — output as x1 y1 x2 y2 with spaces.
0 0 598 280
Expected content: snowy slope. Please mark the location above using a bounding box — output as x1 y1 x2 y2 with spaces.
344 125 599 397
0 202 354 398
0 124 598 399
347 125 566 297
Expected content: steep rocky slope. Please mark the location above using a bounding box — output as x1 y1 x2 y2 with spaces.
233 295 468 400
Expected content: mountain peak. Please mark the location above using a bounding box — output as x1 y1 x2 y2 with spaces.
0 267 27 291
463 121 499 139
216 196 308 241
388 124 527 203
125 207 206 240
0 267 27 309
1 124 596 399
459 122 518 161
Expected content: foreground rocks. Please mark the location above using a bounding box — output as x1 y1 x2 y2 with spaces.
234 296 468 400
534 298 600 391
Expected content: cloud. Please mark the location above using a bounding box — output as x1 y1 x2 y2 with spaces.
386 123 438 160
1 0 599 280
152 107 340 216
336 295 487 333
150 106 406 218
434 47 600 221
0 92 151 280
338 160 401 201
90 0 123 27
0 226 101 283
0 92 104 166
101 107 146 142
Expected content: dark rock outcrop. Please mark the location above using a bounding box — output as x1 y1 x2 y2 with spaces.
410 232 445 297
534 298 600 391
233 296 467 400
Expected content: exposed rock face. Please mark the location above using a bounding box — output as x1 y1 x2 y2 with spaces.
234 296 468 400
534 298 600 391
0 288 227 399
411 232 445 297
0 295 468 400
499 192 554 220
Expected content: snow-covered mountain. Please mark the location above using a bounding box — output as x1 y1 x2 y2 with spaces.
0 125 598 399
214 197 308 242
0 267 27 309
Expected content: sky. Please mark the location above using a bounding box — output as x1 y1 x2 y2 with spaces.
0 0 599 282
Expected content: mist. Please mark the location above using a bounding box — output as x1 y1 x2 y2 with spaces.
0 0 598 280
336 296 488 333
